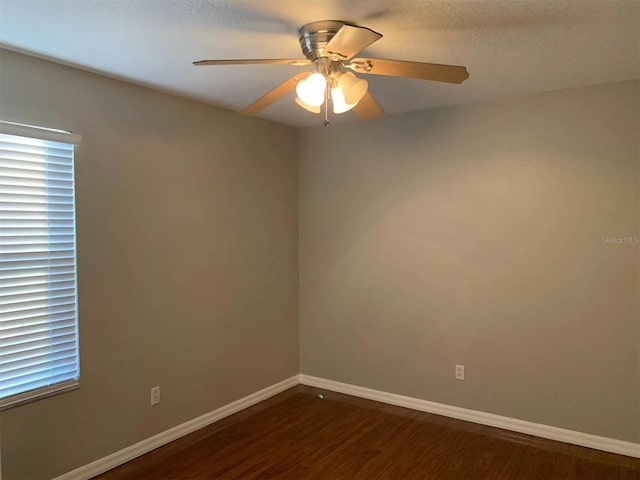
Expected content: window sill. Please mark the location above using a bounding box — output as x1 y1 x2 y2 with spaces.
0 380 80 410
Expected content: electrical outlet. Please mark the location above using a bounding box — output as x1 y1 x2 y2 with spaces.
455 365 465 380
150 386 160 405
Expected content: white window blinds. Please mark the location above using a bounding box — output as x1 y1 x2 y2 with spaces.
0 121 82 408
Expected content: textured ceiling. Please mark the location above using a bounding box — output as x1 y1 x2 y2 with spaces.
0 0 638 127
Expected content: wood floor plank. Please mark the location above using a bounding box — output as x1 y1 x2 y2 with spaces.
95 385 639 480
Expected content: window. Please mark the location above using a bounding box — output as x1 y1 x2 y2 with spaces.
0 121 82 408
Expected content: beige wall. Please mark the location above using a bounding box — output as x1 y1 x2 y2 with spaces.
0 49 299 479
299 80 640 443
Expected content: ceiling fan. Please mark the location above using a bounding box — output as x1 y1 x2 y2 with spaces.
194 20 469 125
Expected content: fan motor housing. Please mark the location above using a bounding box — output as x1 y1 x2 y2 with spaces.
298 20 348 61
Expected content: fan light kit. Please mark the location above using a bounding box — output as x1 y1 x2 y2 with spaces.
194 20 469 125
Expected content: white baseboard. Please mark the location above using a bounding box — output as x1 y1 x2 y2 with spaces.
54 375 299 480
53 372 639 479
299 374 640 458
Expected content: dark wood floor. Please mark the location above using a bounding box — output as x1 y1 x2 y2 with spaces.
96 385 639 480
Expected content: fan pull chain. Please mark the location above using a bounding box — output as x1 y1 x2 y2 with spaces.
323 80 330 127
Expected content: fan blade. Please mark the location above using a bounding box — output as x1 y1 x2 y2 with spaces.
325 25 382 60
242 72 311 115
194 59 312 66
353 92 384 120
348 58 469 84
